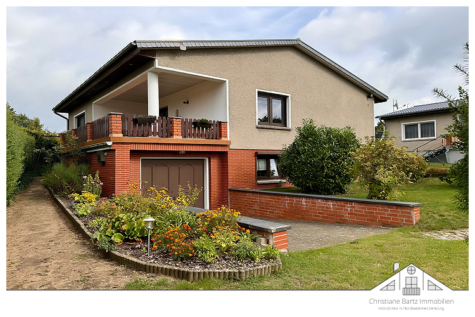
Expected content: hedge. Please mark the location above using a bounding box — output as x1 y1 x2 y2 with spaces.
6 109 35 203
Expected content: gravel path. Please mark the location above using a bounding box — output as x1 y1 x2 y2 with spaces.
6 178 153 290
261 218 394 251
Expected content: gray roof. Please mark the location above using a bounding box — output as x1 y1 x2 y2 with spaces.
53 39 388 113
377 101 451 119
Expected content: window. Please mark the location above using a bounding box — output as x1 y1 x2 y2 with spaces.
75 112 85 128
403 121 435 140
256 155 280 179
257 92 288 127
405 277 418 288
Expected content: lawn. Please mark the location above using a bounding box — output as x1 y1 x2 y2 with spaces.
125 175 468 290
427 162 453 168
124 229 468 290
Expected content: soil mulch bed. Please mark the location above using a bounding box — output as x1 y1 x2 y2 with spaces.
58 197 279 271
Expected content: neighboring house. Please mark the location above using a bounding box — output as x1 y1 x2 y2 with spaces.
53 39 388 209
377 101 463 164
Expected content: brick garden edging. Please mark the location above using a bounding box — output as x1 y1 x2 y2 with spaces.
46 186 282 282
229 189 423 227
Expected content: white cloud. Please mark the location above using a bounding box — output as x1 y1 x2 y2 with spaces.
5 6 469 132
296 7 468 121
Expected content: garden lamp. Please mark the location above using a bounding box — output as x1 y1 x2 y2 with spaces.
144 217 155 257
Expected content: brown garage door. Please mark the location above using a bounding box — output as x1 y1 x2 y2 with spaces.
141 159 205 208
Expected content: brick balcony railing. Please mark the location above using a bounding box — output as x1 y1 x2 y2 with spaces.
60 113 228 145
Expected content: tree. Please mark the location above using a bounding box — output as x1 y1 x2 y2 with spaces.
375 120 385 132
279 119 360 195
432 42 469 213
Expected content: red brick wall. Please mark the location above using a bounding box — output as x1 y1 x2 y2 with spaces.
129 151 228 209
243 228 289 252
228 149 293 190
229 190 420 227
88 151 116 197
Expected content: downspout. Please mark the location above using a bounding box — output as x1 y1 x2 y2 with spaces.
54 111 69 131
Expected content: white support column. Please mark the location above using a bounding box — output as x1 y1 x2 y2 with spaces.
147 72 159 117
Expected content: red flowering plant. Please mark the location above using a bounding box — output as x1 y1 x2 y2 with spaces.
153 224 196 260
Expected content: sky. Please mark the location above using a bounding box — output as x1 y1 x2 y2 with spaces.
5 6 469 133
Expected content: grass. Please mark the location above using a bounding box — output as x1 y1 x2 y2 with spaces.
125 169 467 291
427 162 453 168
124 229 468 290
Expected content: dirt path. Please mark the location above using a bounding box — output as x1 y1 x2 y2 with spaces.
6 178 398 289
6 178 158 290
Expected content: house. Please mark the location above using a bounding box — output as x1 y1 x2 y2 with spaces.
372 263 452 294
377 101 463 164
53 39 388 209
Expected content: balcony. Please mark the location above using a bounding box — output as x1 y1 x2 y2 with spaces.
61 113 228 146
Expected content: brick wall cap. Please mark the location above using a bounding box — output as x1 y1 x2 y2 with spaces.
239 216 291 233
108 112 124 115
228 188 423 207
188 207 291 233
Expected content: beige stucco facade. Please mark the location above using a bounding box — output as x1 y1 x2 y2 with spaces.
384 112 454 151
155 46 376 150
66 46 379 150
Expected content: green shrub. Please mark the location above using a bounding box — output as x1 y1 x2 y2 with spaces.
194 235 218 263
279 119 360 195
263 245 280 260
41 161 90 196
351 131 429 200
7 104 61 202
231 239 260 261
212 227 239 254
426 167 449 177
6 108 35 203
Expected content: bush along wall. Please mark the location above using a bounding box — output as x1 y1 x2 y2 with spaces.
279 119 360 195
6 107 35 204
6 104 61 204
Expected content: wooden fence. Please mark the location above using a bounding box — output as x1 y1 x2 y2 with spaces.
76 125 88 144
121 114 170 137
93 115 109 140
181 118 220 139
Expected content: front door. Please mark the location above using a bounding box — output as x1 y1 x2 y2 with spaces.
141 159 205 208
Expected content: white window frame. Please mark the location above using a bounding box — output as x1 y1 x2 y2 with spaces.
401 120 436 141
255 89 291 128
74 110 86 128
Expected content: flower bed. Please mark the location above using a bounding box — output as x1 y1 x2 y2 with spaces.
57 174 281 278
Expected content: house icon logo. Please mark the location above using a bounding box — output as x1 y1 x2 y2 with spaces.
372 263 452 294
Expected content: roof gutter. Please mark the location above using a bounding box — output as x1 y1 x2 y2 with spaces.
54 111 69 131
377 108 452 120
